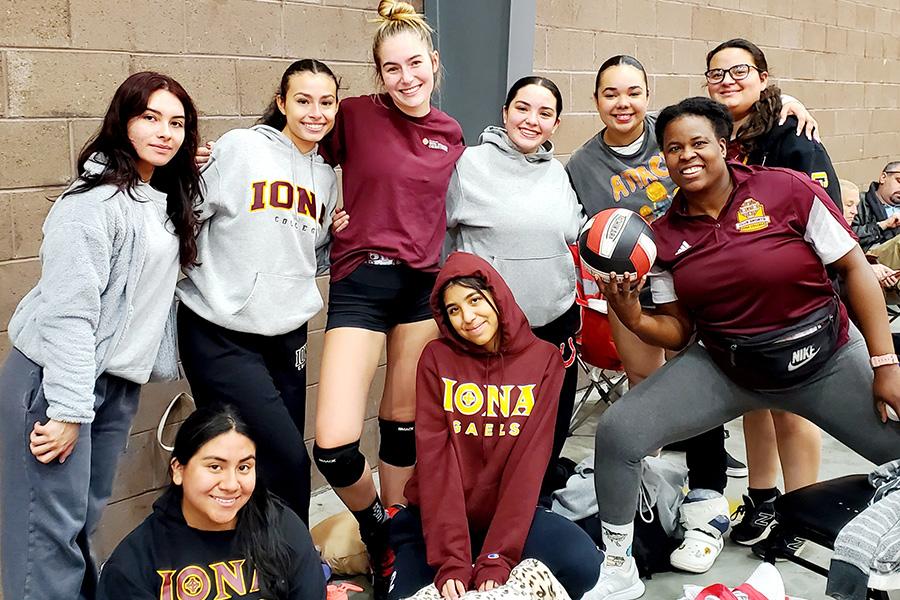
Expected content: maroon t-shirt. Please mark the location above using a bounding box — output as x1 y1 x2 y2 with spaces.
320 94 465 281
649 162 857 344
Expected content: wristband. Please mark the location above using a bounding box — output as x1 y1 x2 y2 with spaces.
870 354 899 368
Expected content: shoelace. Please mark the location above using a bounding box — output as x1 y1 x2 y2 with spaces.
730 504 747 521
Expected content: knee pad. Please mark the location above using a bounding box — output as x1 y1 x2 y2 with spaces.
378 419 416 467
313 441 366 488
679 488 730 539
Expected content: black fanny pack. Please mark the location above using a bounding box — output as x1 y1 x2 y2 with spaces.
704 297 841 391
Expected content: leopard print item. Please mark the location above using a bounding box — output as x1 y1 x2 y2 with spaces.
404 559 571 600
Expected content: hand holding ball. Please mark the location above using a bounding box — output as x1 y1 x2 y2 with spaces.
578 208 657 283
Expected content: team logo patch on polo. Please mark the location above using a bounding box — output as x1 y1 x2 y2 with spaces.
735 198 771 233
422 137 448 152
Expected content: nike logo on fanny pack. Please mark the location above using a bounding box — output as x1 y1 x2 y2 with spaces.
787 345 820 372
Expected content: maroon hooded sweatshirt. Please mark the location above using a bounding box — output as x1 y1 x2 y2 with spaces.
404 252 564 591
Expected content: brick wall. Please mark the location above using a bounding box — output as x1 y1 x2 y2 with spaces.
0 0 423 573
0 0 897 574
533 0 900 184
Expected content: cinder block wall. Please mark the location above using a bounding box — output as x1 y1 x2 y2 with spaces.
0 0 897 571
533 0 900 183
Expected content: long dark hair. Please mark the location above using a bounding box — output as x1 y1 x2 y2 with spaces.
504 75 563 116
706 38 782 155
171 406 292 600
71 71 201 267
259 59 340 131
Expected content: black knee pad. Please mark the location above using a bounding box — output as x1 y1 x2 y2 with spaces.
313 440 366 488
378 418 416 467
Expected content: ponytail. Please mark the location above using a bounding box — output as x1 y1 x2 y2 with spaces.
733 84 782 156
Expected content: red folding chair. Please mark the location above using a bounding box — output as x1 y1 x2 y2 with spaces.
568 246 628 433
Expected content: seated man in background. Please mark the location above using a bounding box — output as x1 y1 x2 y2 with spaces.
852 162 900 268
842 179 900 305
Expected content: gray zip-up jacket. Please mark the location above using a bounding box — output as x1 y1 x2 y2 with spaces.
8 155 179 424
445 126 583 327
177 125 337 336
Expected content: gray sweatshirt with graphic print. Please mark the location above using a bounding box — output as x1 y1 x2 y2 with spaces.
177 125 338 336
445 126 583 327
566 113 675 222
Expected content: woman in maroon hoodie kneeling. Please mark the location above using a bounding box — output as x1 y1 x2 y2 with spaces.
392 252 602 600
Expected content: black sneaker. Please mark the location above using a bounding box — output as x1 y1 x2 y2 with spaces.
729 492 780 546
751 530 806 562
725 452 748 478
365 506 400 600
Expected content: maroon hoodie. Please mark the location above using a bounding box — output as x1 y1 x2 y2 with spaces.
404 252 564 591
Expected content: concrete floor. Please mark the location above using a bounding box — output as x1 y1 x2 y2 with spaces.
311 395 897 600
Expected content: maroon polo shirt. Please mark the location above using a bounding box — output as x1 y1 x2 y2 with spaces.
320 94 465 282
649 162 856 343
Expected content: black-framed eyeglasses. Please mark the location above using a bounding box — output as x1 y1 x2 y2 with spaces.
704 64 761 84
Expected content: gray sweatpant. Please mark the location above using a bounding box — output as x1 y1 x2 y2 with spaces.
594 325 900 525
0 348 140 600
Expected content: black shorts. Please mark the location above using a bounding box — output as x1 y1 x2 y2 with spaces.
326 263 437 333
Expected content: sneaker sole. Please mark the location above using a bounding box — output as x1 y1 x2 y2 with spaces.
726 466 749 478
602 579 646 600
730 521 774 546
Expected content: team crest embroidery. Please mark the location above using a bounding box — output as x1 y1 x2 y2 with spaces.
735 198 770 233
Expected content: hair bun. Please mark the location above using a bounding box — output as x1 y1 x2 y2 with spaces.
377 0 419 23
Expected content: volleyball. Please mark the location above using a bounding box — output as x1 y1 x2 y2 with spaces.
578 208 657 283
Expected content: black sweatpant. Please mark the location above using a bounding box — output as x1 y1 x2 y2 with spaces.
177 304 312 524
532 302 580 494
388 506 601 600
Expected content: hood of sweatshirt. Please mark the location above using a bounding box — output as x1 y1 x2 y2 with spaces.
478 125 554 164
431 252 536 357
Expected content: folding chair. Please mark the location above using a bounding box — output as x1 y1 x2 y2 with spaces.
767 475 894 600
568 246 628 433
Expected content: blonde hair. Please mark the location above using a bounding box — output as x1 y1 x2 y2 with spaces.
372 0 435 76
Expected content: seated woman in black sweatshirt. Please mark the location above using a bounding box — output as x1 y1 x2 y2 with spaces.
97 406 325 600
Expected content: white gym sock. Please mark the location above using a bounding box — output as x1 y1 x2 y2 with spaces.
601 521 634 568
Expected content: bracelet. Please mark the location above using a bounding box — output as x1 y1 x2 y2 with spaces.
870 354 899 368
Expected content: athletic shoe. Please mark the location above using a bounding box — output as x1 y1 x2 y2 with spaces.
326 582 364 600
669 529 724 573
729 492 780 546
725 451 749 478
751 531 806 562
584 555 645 600
366 505 402 600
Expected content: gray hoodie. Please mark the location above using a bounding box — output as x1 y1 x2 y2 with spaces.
445 126 583 327
8 155 179 424
177 125 338 336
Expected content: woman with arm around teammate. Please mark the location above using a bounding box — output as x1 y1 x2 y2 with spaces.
704 38 841 556
312 2 464 596
0 72 201 600
97 406 326 600
445 75 582 493
176 59 340 525
589 97 900 600
392 252 601 600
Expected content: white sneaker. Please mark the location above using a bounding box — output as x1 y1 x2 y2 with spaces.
584 556 645 600
669 529 724 574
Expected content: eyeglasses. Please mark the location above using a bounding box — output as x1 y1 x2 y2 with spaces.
704 64 761 84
